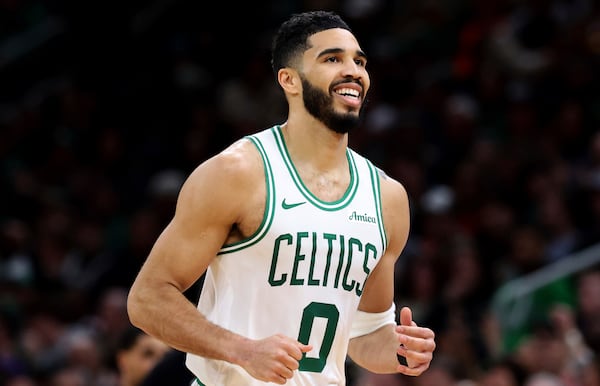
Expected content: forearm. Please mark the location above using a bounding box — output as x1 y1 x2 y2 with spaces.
127 280 251 365
348 324 399 374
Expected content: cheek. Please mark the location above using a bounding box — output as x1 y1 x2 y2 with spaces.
312 68 340 89
362 75 371 94
139 357 157 373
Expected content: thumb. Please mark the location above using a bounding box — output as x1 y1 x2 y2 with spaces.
399 306 414 327
299 343 313 353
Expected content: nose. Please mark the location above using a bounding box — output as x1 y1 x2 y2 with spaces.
341 60 363 79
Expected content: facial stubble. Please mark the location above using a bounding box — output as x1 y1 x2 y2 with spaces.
300 76 366 134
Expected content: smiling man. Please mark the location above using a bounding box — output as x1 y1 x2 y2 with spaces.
127 10 435 385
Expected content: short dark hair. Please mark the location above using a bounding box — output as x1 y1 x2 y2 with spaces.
271 10 352 77
117 326 145 351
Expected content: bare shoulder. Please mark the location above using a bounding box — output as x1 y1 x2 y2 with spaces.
376 167 409 212
375 167 410 258
217 137 264 175
184 138 262 194
129 138 265 294
175 138 264 222
190 138 262 184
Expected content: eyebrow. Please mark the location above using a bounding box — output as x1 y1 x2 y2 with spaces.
316 47 368 61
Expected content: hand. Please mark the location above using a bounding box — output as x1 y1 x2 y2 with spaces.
395 306 435 376
240 334 312 384
549 304 577 334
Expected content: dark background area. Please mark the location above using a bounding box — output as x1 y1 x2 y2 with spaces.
2 1 600 385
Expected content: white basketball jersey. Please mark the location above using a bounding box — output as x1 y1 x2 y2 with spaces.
186 126 388 385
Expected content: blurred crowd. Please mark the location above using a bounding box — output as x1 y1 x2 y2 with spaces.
1 0 600 385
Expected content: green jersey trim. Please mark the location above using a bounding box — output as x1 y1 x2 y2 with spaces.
218 135 275 255
272 125 358 211
367 159 387 252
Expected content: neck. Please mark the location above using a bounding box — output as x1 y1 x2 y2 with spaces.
280 115 348 172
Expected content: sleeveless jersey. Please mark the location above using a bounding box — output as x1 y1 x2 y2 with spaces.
186 125 388 385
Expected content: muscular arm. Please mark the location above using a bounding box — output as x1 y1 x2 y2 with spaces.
127 140 310 383
347 171 435 375
127 139 255 362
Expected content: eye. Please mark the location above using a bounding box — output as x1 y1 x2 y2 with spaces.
326 56 339 63
355 58 366 67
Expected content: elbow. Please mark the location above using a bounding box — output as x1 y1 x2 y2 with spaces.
126 285 145 328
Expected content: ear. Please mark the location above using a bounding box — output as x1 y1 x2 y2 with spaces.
277 68 301 95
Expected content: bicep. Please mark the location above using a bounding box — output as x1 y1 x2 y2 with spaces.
134 143 258 293
143 210 230 293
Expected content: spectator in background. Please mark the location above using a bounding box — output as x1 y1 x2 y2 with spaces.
215 51 287 137
60 327 117 385
115 326 170 386
407 356 461 386
48 367 88 386
4 375 37 386
354 371 405 386
524 372 566 386
84 287 132 354
19 308 68 378
536 191 582 263
0 1 599 385
550 303 597 385
575 131 600 248
478 357 528 386
139 349 195 386
574 266 600 355
0 314 29 383
105 210 162 290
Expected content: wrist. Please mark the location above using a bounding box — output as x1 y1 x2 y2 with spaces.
225 334 254 367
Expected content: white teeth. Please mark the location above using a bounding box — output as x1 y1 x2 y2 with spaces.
335 88 359 97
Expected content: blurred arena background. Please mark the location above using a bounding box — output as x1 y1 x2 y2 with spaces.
1 1 600 385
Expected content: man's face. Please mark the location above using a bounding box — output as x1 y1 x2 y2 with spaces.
299 28 370 134
118 334 170 386
300 75 366 134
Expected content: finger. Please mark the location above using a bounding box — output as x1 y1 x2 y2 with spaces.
396 325 435 339
396 361 431 376
282 356 300 371
398 346 433 364
396 346 432 373
288 342 312 361
279 364 295 378
399 306 413 327
398 333 436 354
281 343 311 370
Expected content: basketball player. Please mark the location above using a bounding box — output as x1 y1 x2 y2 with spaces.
127 10 436 385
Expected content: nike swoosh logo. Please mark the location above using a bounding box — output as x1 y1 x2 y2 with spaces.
281 199 306 210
